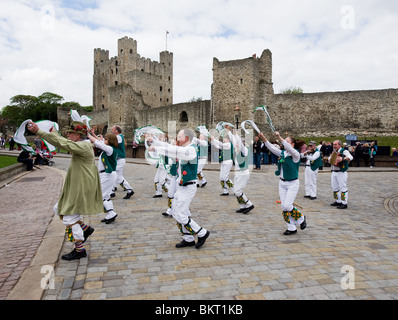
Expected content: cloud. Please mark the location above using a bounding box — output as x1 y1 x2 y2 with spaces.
0 0 397 110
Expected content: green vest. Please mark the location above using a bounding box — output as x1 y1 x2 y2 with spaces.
219 142 234 163
169 159 178 176
338 148 349 172
100 147 117 173
310 151 323 171
116 134 126 159
179 144 198 186
275 150 300 180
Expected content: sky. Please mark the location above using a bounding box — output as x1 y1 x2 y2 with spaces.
0 0 397 109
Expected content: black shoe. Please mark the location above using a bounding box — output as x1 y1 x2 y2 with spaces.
201 182 207 188
220 193 229 196
337 204 348 209
106 214 117 224
123 191 134 199
195 231 210 249
61 249 87 261
82 226 94 243
242 205 254 214
283 230 297 235
300 216 307 230
175 240 195 248
162 212 172 217
110 193 116 198
304 195 311 198
153 194 162 198
309 196 317 200
330 201 341 206
236 208 245 213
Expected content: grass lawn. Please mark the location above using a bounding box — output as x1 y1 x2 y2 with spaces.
0 155 18 169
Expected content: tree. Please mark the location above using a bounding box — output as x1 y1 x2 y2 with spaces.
1 92 64 125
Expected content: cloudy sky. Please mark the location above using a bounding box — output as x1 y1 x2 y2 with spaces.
0 0 397 109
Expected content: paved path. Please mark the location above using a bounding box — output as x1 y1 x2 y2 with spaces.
2 152 398 300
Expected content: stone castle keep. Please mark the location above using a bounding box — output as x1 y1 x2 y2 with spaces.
58 36 398 151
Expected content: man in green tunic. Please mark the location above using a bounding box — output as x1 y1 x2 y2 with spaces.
28 120 103 260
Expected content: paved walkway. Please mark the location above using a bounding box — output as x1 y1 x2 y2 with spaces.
1 151 398 300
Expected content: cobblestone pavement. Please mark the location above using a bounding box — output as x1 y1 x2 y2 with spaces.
2 153 398 300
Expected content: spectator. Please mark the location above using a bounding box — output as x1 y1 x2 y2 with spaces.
252 136 262 170
354 142 363 167
261 143 270 165
17 148 34 171
392 148 398 156
8 135 15 151
369 141 377 168
362 143 370 167
132 140 138 158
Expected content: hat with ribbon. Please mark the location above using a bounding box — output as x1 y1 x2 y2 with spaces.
66 121 88 135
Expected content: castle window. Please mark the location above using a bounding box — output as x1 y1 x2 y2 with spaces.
240 78 243 84
130 49 133 54
120 49 123 53
160 86 163 92
168 76 171 81
115 81 118 85
115 61 118 66
179 111 188 122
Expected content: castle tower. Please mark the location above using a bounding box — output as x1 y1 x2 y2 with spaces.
93 49 110 111
93 36 173 114
211 50 274 127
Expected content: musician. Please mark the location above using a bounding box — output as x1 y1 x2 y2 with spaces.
328 140 353 209
302 141 322 200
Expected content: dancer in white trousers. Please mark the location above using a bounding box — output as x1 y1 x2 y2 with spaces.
328 140 353 209
210 134 234 196
88 131 119 224
148 129 210 249
302 141 323 200
111 125 134 199
231 133 254 214
193 134 208 187
259 131 307 235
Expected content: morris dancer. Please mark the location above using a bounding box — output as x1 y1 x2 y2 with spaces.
111 125 134 199
302 140 323 200
210 132 234 196
148 128 210 249
153 134 169 198
27 121 102 260
259 131 307 235
231 132 254 214
193 133 208 187
328 140 353 209
88 130 119 224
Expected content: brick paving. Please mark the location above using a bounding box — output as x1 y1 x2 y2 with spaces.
2 152 398 300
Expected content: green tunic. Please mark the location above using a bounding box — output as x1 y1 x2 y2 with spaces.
37 129 103 216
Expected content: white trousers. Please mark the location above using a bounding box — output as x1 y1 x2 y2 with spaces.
304 167 318 197
54 202 84 242
101 171 117 219
234 170 253 209
197 158 207 186
279 179 304 231
331 171 349 204
172 183 207 242
219 160 233 194
154 165 168 195
166 176 177 215
115 158 133 191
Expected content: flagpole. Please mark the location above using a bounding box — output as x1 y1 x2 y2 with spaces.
166 30 169 51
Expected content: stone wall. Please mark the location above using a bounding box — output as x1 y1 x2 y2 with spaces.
268 89 398 137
